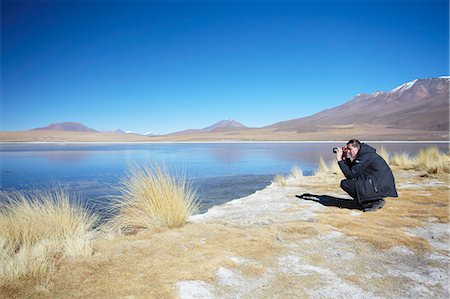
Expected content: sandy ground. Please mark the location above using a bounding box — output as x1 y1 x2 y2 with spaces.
2 169 449 298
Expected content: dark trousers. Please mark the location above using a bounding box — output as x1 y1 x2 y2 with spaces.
340 179 357 201
341 179 381 205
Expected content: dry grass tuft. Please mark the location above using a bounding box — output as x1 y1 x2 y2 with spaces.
415 147 449 174
289 165 304 181
111 164 199 233
390 152 414 169
377 146 390 163
273 166 304 187
314 157 341 177
390 147 449 174
0 189 98 286
273 175 287 187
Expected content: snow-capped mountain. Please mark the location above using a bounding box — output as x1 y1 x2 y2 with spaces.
102 129 141 135
391 79 418 93
144 131 159 136
104 129 128 134
267 77 449 132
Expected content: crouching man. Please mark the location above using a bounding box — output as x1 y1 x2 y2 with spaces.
336 139 398 212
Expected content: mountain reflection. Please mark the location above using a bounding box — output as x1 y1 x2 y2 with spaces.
208 144 246 163
35 151 90 164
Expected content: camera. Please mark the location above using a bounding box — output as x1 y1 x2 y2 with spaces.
333 147 352 163
333 147 348 154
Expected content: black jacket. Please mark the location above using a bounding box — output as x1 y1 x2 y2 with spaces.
338 144 398 201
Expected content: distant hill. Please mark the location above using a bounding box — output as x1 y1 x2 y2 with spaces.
5 77 448 142
29 122 155 136
105 129 146 135
266 77 449 132
204 119 247 131
31 122 97 132
170 119 248 135
100 129 126 134
144 131 159 136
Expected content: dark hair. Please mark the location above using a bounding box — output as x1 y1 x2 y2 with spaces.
347 139 361 148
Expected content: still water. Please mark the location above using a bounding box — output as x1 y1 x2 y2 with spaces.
1 142 448 213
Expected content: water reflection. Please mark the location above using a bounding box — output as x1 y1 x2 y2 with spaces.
208 143 246 163
36 151 90 164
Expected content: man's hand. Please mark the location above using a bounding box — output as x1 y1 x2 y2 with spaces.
336 147 343 161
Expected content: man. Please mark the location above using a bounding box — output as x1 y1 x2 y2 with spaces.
336 139 398 212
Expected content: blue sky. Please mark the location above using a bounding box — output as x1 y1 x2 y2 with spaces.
1 0 448 134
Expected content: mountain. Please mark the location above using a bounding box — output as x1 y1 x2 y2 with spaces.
31 122 97 132
13 77 448 142
266 77 449 132
144 131 159 136
169 119 248 135
100 129 127 134
204 119 247 131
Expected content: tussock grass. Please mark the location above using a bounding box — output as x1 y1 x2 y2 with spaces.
390 147 449 174
290 165 304 181
415 147 449 174
0 189 98 286
377 146 390 163
111 164 199 233
390 152 413 169
273 166 303 187
314 157 341 177
274 175 287 187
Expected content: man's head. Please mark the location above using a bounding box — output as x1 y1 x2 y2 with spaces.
346 139 361 158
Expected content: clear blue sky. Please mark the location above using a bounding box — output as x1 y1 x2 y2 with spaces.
1 0 448 134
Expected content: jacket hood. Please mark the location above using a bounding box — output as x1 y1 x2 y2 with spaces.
359 143 376 155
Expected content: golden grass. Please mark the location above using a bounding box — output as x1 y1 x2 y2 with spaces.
390 152 413 169
377 146 390 163
391 146 449 174
47 223 283 298
415 147 449 174
273 175 287 186
110 164 199 233
0 189 98 287
314 157 341 177
290 165 304 180
273 166 304 187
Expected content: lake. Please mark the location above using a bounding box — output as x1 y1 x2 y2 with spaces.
1 142 448 213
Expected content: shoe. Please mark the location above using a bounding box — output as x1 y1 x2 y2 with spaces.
363 199 386 212
359 200 375 210
360 201 373 209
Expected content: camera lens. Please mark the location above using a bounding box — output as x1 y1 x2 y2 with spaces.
332 147 338 153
